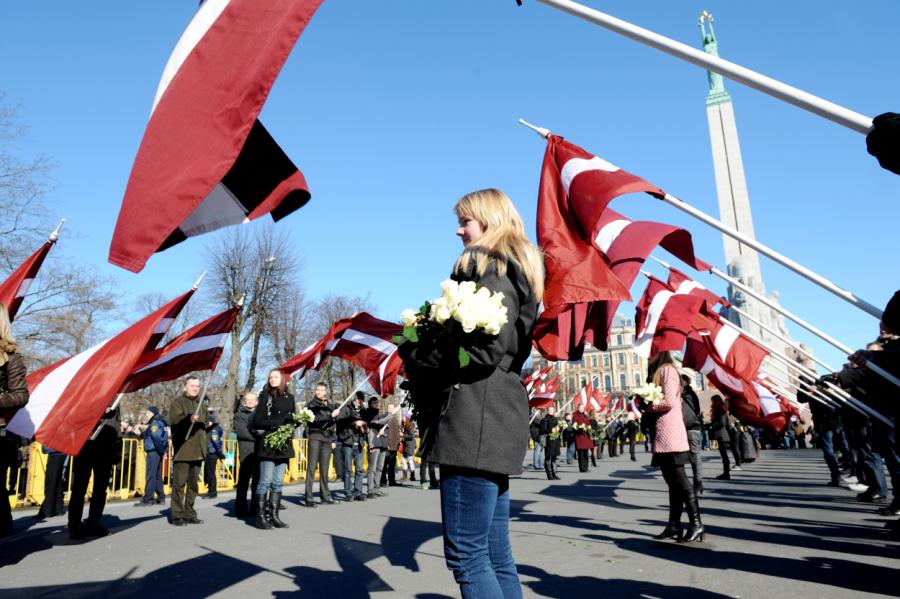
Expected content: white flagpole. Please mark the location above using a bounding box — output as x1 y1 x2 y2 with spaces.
49 218 66 242
530 0 873 134
517 120 883 319
715 316 891 427
760 362 840 410
650 256 900 393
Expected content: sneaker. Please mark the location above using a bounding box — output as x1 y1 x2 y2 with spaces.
840 475 859 485
848 483 870 493
732 465 743 471
420 483 430 491
857 493 887 503
353 494 367 502
133 500 154 507
878 503 900 516
715 473 731 480
367 492 378 499
171 518 186 527
374 489 387 497
183 517 204 524
82 522 109 537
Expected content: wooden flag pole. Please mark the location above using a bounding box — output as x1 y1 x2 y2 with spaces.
530 0 873 133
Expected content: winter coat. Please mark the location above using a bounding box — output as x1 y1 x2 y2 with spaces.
251 388 296 461
647 365 689 454
169 394 208 462
206 424 224 458
365 410 390 450
142 414 169 454
681 385 702 431
233 405 257 462
711 407 730 442
337 402 367 448
572 412 594 450
400 257 539 475
540 414 561 458
0 352 28 411
306 397 336 442
402 427 417 457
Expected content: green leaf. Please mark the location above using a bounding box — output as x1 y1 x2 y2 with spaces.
403 325 419 343
458 346 470 368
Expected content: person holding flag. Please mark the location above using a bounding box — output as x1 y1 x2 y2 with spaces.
168 376 208 527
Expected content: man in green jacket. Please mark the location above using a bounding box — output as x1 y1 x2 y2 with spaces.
168 376 208 526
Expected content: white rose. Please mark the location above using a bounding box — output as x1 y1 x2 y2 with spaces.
441 279 461 306
458 281 477 297
430 297 452 324
400 308 418 327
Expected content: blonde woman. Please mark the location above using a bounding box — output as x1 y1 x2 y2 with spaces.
0 303 28 537
646 351 704 543
400 189 542 599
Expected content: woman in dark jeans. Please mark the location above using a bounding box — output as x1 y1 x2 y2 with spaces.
401 188 542 599
251 368 295 529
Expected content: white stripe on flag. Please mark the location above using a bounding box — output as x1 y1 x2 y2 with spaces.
131 333 227 375
151 0 232 114
713 363 745 393
713 325 740 363
7 338 111 439
179 183 251 238
15 278 34 299
634 290 674 358
673 280 703 295
560 156 619 194
340 328 396 356
755 383 780 415
594 219 631 254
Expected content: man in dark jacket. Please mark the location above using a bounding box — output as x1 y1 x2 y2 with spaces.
232 391 259 517
681 374 704 494
135 406 168 506
305 382 338 506
204 412 224 498
68 406 119 540
168 376 208 526
363 397 390 498
337 392 368 501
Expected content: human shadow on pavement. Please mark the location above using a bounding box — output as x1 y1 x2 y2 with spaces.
537 478 643 509
0 513 160 569
509 499 634 536
518 564 734 598
589 535 900 596
380 516 443 572
0 548 269 597
278 534 393 598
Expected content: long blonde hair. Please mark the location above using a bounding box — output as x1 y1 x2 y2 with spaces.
0 303 18 368
453 189 544 302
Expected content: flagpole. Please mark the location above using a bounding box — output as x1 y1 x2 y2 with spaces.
760 362 840 410
89 393 124 441
49 218 66 242
715 315 891 427
530 0 873 134
517 120 882 319
650 256 900 392
335 377 370 415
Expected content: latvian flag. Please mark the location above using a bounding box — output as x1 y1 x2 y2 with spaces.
666 267 728 309
529 376 559 410
120 305 239 393
523 365 554 395
691 303 768 383
5 289 195 455
633 275 704 359
282 312 403 386
0 232 58 321
109 0 324 272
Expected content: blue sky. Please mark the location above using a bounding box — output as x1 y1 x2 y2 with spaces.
2 1 898 373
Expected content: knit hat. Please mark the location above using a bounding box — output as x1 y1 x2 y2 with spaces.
882 290 900 334
147 406 160 416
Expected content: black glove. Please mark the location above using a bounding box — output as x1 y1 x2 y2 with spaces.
866 112 900 175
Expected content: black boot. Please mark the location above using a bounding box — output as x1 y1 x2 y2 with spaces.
234 496 248 518
694 479 704 496
591 453 597 467
544 463 553 480
551 462 561 480
410 470 416 482
679 488 705 543
254 493 272 529
270 492 288 528
654 489 683 540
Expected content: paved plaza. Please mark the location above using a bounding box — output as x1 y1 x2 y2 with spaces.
2 448 899 598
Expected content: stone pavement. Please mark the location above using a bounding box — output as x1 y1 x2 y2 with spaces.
2 448 899 598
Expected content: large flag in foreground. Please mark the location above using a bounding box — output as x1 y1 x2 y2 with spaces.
691 304 768 382
0 235 56 320
5 290 194 454
120 305 239 393
109 0 323 272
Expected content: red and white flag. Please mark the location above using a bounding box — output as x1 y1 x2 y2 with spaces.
529 376 559 410
109 0 324 272
368 352 404 398
0 236 56 321
5 289 195 455
523 365 554 395
591 388 611 412
627 398 642 419
633 275 704 358
281 312 403 389
571 381 594 412
667 267 728 309
120 305 239 393
692 304 768 383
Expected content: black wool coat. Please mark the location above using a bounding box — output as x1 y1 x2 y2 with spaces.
401 257 538 476
251 388 296 461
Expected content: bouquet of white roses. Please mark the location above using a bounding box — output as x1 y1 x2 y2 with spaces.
633 383 664 406
263 408 316 451
396 279 508 368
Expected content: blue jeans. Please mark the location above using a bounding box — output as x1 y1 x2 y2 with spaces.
144 450 164 502
819 430 842 483
566 442 575 464
532 437 544 469
342 444 364 496
440 466 522 599
256 459 287 494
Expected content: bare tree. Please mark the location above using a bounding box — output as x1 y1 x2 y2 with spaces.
205 226 300 416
